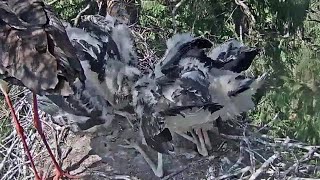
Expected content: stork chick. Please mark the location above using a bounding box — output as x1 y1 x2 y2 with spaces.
66 15 141 111
148 33 266 157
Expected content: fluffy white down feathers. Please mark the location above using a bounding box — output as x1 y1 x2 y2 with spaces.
132 32 267 151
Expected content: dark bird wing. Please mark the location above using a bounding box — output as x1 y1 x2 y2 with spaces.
24 15 146 133
0 0 85 96
132 75 174 154
140 104 174 154
208 39 260 73
155 33 214 79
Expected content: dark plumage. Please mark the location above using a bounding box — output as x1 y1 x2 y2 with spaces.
159 35 213 77
208 39 260 73
97 0 139 25
31 85 115 133
0 0 85 96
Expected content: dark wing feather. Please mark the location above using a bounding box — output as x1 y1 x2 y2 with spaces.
160 37 213 77
179 71 211 103
141 70 224 153
140 104 174 154
160 102 223 117
221 47 259 73
0 0 85 96
208 39 260 73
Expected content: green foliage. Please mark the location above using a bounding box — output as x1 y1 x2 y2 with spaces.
251 0 320 144
48 0 320 144
45 0 87 22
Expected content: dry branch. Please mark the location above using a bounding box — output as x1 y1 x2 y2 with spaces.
248 152 280 180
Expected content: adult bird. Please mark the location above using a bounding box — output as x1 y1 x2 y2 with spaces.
0 0 85 179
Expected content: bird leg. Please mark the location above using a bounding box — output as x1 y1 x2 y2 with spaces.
194 129 209 156
202 129 212 150
121 139 164 177
32 93 81 180
175 130 208 156
0 83 41 180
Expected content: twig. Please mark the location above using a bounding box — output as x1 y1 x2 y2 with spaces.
172 0 187 33
257 113 279 132
220 133 243 140
48 0 60 5
283 148 318 177
1 131 15 143
89 171 132 179
217 166 251 180
228 141 245 172
0 137 19 171
248 152 280 180
73 0 93 26
161 166 189 180
234 0 256 25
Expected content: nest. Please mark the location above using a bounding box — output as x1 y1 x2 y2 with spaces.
1 86 320 180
